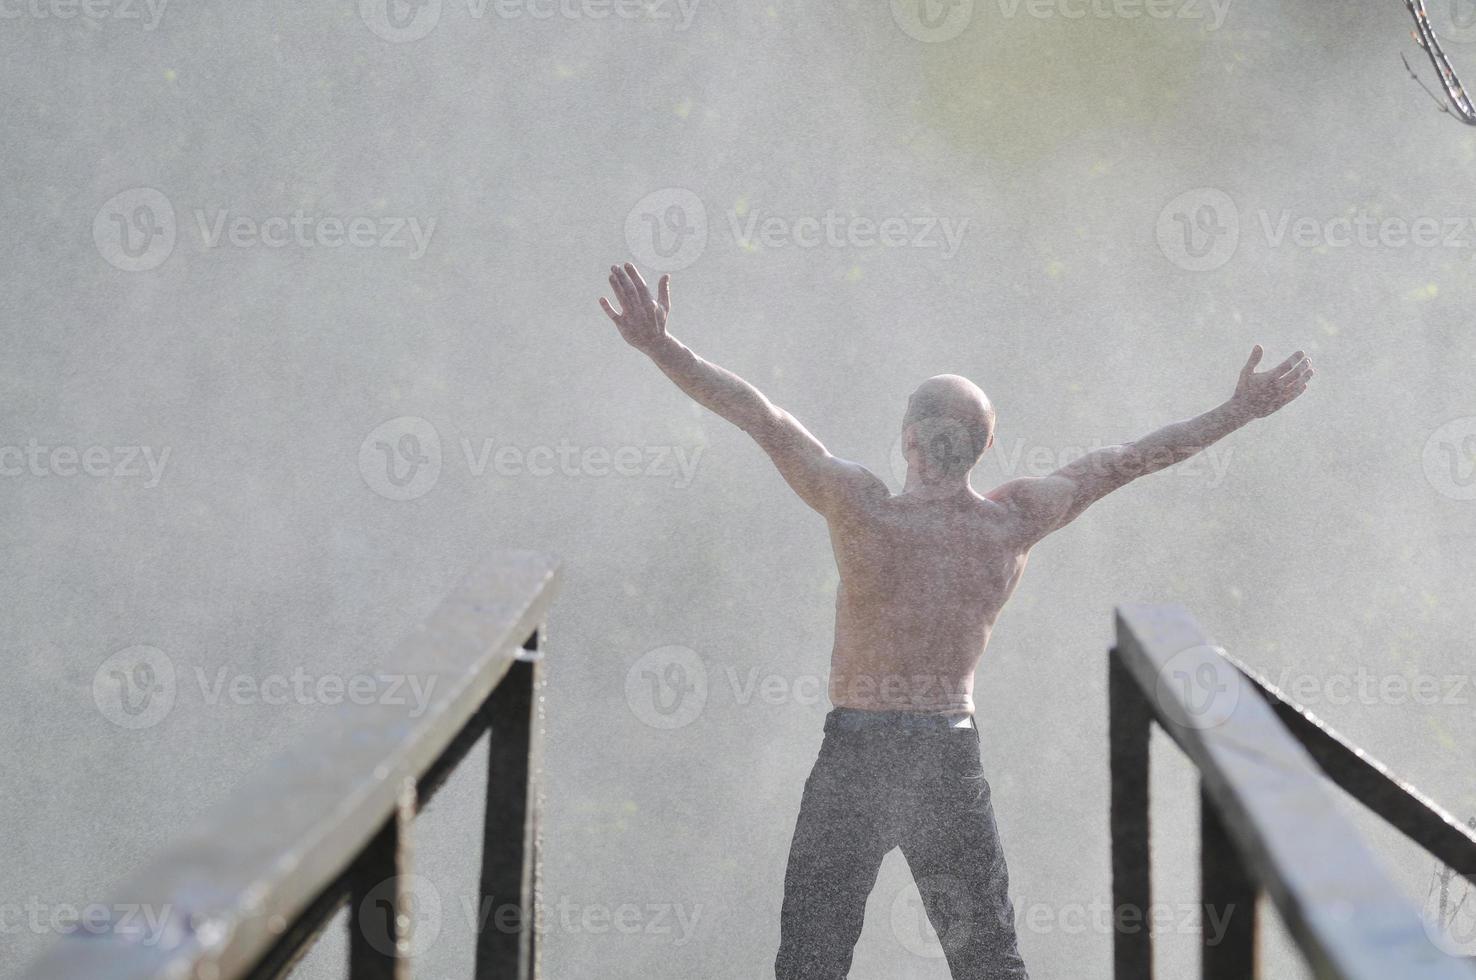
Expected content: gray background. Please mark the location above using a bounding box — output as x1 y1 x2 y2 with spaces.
4 0 1476 976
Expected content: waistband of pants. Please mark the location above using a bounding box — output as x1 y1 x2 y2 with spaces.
825 707 975 733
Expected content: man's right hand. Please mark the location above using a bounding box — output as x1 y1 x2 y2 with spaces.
599 263 672 354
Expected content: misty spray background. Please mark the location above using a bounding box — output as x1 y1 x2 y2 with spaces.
3 0 1476 976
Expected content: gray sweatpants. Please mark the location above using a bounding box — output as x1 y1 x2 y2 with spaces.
775 709 1030 979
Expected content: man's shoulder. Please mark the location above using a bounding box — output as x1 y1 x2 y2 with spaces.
982 476 1075 537
985 475 1072 510
828 458 892 499
815 458 892 520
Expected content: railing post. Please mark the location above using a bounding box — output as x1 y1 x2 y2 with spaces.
1201 785 1259 979
1110 649 1154 979
476 628 542 980
349 780 415 980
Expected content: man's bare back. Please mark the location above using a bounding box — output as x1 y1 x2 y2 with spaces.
824 481 1026 713
598 262 1314 716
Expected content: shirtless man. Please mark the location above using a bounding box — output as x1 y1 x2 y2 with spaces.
597 263 1314 979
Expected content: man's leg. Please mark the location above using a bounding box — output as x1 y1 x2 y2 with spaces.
898 728 1029 980
775 732 893 980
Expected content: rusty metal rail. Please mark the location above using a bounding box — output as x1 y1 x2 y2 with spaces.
1110 603 1476 980
22 550 560 980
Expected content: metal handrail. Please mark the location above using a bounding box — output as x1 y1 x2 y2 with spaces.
1110 603 1476 979
22 550 560 980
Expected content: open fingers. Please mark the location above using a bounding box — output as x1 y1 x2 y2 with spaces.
1268 349 1305 378
657 274 671 312
1275 355 1311 382
607 275 630 315
1281 362 1314 402
624 263 653 305
609 266 636 311
1240 345 1263 381
598 296 621 323
1281 366 1316 392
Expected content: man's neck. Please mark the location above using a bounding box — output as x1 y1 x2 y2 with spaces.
901 471 972 498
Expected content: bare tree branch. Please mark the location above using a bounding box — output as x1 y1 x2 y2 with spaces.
1403 51 1456 115
1402 0 1476 124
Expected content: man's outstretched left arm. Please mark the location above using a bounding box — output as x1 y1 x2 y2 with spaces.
598 263 882 515
992 345 1314 545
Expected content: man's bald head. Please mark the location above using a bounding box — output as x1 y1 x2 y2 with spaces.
901 375 995 482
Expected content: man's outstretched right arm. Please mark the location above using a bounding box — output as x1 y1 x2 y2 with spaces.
599 263 882 515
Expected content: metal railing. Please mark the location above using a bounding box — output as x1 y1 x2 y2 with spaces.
1110 603 1476 979
23 550 560 980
